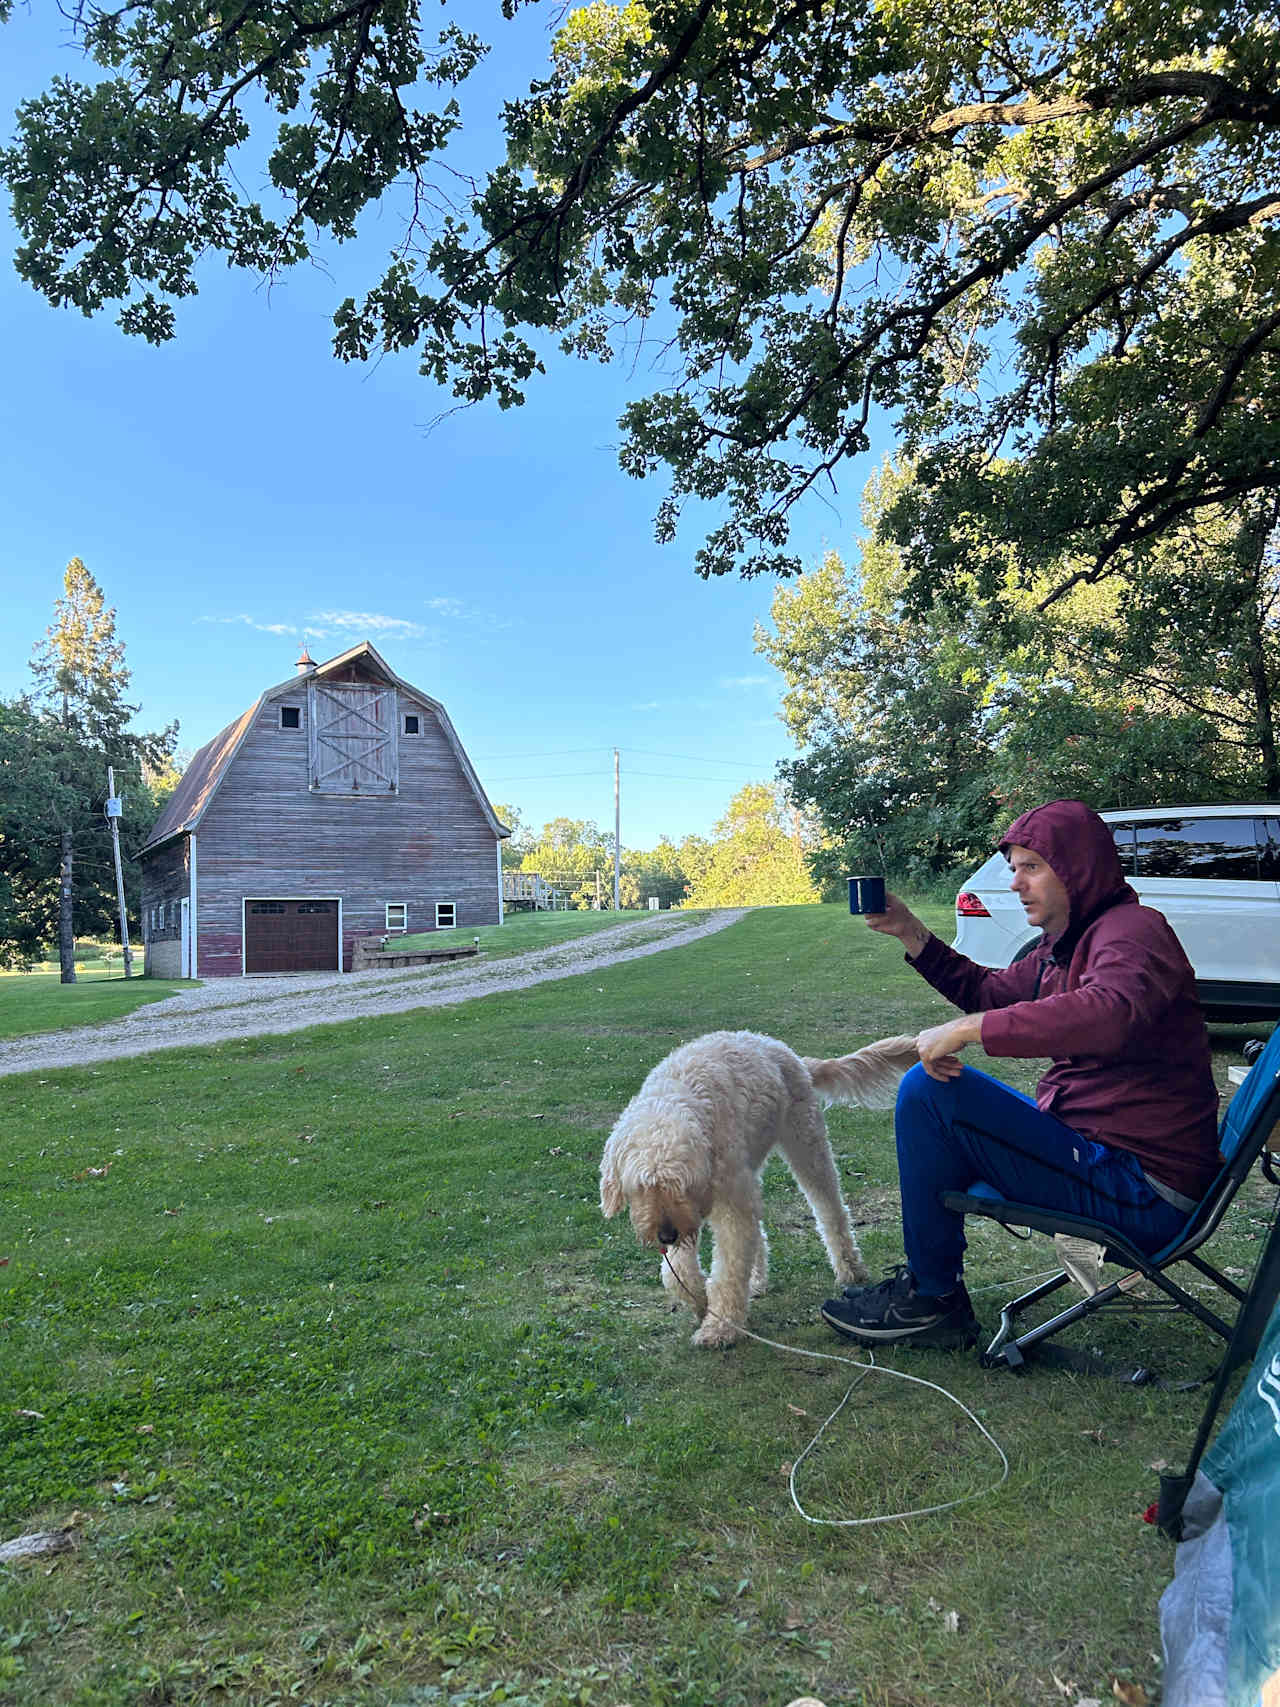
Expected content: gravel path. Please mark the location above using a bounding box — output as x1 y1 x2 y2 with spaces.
0 910 749 1078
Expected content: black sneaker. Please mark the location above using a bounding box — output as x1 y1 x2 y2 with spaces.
821 1264 980 1349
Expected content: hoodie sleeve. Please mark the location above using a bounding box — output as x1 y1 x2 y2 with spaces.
980 909 1183 1060
910 931 1047 1012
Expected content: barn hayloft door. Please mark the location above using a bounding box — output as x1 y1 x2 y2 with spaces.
308 682 399 792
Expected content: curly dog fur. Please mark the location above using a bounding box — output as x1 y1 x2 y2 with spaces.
598 1029 918 1347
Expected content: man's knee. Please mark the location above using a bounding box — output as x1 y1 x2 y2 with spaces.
896 1059 956 1122
896 1060 931 1111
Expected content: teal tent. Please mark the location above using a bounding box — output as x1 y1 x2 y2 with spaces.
1159 1131 1280 1707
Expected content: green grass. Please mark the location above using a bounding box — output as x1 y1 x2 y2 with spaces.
0 902 1272 1707
0 970 194 1040
395 908 678 957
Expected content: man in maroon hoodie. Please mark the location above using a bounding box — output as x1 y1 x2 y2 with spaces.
821 799 1222 1349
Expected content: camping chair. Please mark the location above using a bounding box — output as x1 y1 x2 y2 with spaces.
941 1026 1280 1375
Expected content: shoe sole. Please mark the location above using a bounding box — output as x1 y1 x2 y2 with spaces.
821 1305 981 1350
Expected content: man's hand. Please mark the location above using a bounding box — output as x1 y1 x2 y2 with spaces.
865 891 931 959
915 1014 985 1081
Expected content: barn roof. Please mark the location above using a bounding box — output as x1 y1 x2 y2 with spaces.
139 641 509 856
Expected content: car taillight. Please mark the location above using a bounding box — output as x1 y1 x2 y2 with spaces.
955 891 991 917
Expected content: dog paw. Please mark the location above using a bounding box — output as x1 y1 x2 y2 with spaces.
692 1322 740 1349
838 1261 871 1286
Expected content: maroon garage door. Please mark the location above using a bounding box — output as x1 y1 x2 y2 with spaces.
244 899 339 973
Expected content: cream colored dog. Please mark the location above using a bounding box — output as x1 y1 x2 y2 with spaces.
598 1029 918 1347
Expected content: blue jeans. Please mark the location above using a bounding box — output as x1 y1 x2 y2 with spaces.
895 1064 1189 1296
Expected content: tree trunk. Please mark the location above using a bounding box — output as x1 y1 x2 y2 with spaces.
59 828 76 984
1237 507 1280 799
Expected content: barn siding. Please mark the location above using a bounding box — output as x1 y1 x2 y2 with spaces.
140 839 190 977
190 679 500 973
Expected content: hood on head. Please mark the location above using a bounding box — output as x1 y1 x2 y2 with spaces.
998 799 1133 937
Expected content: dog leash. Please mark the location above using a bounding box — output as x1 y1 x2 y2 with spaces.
659 1248 1010 1529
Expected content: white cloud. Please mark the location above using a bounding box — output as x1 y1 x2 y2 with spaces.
631 700 662 712
422 596 511 632
719 674 772 691
197 614 299 637
309 609 430 640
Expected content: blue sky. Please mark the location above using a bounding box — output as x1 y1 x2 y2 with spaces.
0 4 881 851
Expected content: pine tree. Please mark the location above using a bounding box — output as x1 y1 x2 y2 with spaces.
23 559 175 981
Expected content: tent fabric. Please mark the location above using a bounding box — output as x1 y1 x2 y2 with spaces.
1160 1296 1280 1707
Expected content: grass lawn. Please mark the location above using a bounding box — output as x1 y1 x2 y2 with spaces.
394 909 671 957
0 903 1272 1707
0 971 195 1041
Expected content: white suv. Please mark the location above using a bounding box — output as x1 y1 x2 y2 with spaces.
952 803 1280 1020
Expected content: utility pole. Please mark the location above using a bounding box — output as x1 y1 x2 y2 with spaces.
613 747 621 910
105 766 134 977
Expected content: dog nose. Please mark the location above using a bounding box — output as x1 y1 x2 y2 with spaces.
659 1220 679 1247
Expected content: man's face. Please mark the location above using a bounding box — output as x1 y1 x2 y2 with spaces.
1007 843 1070 936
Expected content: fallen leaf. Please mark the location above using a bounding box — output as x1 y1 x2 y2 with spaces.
786 1403 811 1418
782 1608 807 1630
1052 1677 1075 1699
1112 1682 1149 1706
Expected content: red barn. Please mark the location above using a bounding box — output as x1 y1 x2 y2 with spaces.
138 642 508 976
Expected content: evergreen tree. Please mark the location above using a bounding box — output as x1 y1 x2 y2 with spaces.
19 559 176 981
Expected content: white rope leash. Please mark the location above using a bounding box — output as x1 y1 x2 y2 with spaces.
660 1250 1032 1529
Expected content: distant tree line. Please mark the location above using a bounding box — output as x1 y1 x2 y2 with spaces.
493 784 821 913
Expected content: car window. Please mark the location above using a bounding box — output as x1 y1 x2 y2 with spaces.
1132 816 1263 880
1262 818 1280 882
1110 822 1136 874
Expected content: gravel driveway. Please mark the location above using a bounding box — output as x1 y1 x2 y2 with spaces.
0 909 749 1079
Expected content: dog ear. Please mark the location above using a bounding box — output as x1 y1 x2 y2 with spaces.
599 1159 624 1218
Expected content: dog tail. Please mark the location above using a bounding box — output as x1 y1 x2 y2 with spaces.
802 1032 919 1109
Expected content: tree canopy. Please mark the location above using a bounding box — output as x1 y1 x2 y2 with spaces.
759 465 1278 882
4 0 1277 601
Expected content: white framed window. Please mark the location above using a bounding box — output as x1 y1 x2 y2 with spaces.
157 901 166 931
403 712 420 735
280 705 301 729
385 902 407 934
436 901 456 930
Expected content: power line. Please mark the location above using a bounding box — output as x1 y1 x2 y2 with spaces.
471 747 611 761
628 747 764 768
477 746 773 771
483 769 609 782
628 769 772 783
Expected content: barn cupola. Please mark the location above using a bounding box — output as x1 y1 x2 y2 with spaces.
295 647 316 676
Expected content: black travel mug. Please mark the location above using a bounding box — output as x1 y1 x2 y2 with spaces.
847 876 886 914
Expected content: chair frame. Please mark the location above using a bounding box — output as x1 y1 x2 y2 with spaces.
942 1035 1280 1373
